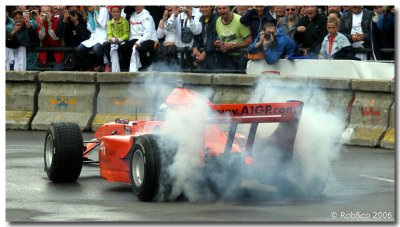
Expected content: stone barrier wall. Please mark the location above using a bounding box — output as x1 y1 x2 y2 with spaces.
6 71 39 130
5 71 395 150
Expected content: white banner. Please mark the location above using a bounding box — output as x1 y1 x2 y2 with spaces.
247 59 395 80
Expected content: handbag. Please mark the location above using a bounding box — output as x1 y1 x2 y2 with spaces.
180 17 193 43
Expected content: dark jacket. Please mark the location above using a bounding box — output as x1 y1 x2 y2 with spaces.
6 23 31 48
240 7 276 40
339 8 374 47
371 12 395 60
57 14 90 47
193 12 218 52
294 12 327 55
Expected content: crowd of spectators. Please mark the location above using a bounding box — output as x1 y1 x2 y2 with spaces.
5 5 395 72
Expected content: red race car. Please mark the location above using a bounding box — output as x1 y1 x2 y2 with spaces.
44 85 311 201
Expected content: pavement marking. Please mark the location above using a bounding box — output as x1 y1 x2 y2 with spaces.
359 174 395 183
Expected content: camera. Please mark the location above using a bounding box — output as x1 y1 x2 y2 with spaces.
264 32 273 40
69 10 77 16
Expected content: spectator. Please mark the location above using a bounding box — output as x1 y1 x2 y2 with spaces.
6 9 15 70
341 6 351 17
192 6 218 70
274 6 286 21
156 6 179 69
76 6 109 71
57 6 90 71
28 6 40 21
165 6 202 69
294 6 327 58
278 6 299 39
119 6 158 72
57 7 89 47
214 6 252 71
371 6 395 60
298 6 307 18
319 17 352 59
339 6 374 60
233 6 251 16
327 6 342 16
248 22 296 65
52 5 64 19
102 6 129 72
6 10 32 70
328 10 341 22
37 6 64 70
22 8 40 70
145 6 165 30
240 6 276 41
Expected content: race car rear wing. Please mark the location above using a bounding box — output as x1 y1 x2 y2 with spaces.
210 101 304 157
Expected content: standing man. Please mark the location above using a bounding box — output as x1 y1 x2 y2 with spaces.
165 6 202 69
37 6 64 69
214 6 252 71
293 6 327 58
192 6 218 70
240 6 276 41
277 6 300 39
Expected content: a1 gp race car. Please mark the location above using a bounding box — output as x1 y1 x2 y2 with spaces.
44 85 321 202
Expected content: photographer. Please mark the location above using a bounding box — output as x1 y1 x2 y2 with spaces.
247 22 296 65
57 6 90 48
6 10 33 70
165 6 202 69
36 6 64 69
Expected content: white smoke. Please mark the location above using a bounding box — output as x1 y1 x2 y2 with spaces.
249 77 345 197
162 98 209 201
137 70 345 201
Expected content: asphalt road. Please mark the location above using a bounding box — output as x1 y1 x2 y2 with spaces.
5 130 395 223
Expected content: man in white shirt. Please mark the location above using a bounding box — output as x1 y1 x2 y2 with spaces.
165 6 202 69
339 6 374 60
119 6 158 71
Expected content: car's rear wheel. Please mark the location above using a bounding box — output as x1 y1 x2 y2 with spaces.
44 122 83 182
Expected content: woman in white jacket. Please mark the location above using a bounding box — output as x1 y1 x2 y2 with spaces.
75 6 109 71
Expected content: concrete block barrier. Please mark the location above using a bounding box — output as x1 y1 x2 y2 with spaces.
341 80 393 147
92 72 155 131
30 72 97 131
6 71 40 130
380 81 396 149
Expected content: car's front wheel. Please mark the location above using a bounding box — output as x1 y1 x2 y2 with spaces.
44 122 83 182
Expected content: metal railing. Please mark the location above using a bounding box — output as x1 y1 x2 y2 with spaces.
25 46 395 73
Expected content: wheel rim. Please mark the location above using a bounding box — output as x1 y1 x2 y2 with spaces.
45 134 55 168
132 149 145 187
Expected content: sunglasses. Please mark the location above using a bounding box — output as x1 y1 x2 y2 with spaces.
285 8 296 12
